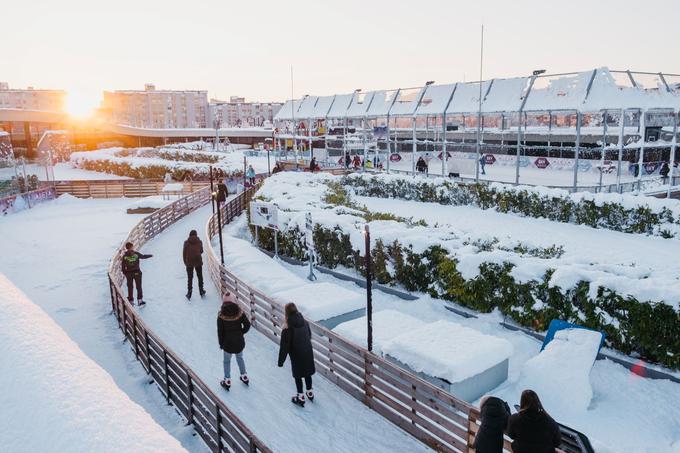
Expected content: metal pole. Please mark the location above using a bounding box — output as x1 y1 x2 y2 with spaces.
667 111 678 198
412 117 417 176
637 109 646 191
386 115 391 173
475 24 484 183
442 113 447 176
515 114 522 185
572 111 582 192
343 117 348 170
215 195 224 265
274 230 279 258
209 166 215 213
267 147 271 176
599 110 608 191
362 118 368 171
616 108 625 191
364 224 373 352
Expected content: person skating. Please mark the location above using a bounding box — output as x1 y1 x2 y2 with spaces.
507 389 561 453
183 230 205 299
416 156 428 174
217 293 251 390
121 242 152 306
660 161 670 183
278 303 315 407
479 154 487 175
246 165 256 185
309 157 318 172
473 396 511 453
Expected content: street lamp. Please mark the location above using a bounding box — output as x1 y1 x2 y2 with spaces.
212 191 224 264
363 224 373 352
209 166 215 214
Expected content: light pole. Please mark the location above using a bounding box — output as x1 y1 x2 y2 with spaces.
363 224 373 352
265 137 273 176
212 191 224 264
209 165 215 214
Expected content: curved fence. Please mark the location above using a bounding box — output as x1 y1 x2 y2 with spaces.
205 191 511 453
107 186 272 453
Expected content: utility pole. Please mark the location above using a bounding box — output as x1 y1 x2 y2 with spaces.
475 24 484 183
364 224 373 352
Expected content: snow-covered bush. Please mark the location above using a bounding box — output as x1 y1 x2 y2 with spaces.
342 173 680 239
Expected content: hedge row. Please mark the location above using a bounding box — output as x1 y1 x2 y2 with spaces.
342 174 680 238
252 220 679 370
73 158 242 180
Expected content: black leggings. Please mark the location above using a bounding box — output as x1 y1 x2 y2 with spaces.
295 376 312 394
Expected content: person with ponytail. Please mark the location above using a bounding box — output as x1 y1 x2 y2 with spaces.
507 389 561 453
277 303 315 407
217 293 251 391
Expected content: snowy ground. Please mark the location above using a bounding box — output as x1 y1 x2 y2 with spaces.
0 162 131 181
0 273 186 453
0 196 206 452
134 202 432 453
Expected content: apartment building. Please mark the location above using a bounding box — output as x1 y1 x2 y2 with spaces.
101 84 209 128
209 96 282 128
0 83 66 111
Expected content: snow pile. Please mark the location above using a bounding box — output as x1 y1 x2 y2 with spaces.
517 328 601 414
162 183 185 192
273 282 366 321
0 272 186 453
126 196 173 210
333 310 426 351
382 320 514 384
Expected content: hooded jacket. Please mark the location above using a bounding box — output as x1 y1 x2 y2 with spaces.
121 250 151 274
217 302 251 354
473 397 511 453
183 235 203 267
278 312 315 378
507 409 561 453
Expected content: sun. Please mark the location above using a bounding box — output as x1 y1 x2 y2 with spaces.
66 90 99 119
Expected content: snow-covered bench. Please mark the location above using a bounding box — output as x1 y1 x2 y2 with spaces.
333 310 426 351
382 320 513 402
273 282 366 329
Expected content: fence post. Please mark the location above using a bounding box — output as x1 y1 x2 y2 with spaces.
132 315 139 359
144 329 151 375
467 410 478 452
214 403 222 452
363 354 373 407
185 373 194 425
163 350 171 405
121 300 127 342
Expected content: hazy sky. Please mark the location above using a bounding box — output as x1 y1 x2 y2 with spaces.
3 0 679 113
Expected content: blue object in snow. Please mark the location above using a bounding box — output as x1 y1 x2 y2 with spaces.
541 319 606 352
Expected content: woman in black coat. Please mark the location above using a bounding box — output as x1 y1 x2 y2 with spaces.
278 303 315 407
473 396 511 453
507 389 561 453
217 293 251 390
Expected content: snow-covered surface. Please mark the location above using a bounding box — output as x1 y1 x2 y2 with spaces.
0 273 186 453
163 183 185 192
382 320 513 384
0 162 131 181
127 195 173 210
517 328 601 414
0 196 205 452
273 282 366 321
333 310 425 352
134 203 432 453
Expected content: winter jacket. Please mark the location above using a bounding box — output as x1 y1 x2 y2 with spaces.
507 409 561 453
278 312 315 378
246 167 256 178
217 303 251 354
121 250 152 274
416 158 428 172
473 397 511 453
660 163 670 177
183 236 203 267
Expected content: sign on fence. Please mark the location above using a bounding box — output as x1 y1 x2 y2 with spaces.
250 201 279 230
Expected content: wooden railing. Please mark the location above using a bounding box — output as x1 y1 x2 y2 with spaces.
108 186 272 453
56 179 211 199
205 191 512 453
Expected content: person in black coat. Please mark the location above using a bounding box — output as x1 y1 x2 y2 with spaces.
217 293 251 390
183 230 205 299
278 303 315 406
660 162 670 183
121 241 152 306
473 396 511 453
416 156 428 174
507 389 561 453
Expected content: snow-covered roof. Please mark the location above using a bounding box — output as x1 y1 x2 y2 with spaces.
274 99 304 121
445 81 492 115
389 87 427 117
327 93 354 119
415 84 456 116
295 96 319 119
346 91 376 118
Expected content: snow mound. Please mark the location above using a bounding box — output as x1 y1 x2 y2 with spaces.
0 273 186 453
518 328 601 414
54 193 82 205
333 310 426 351
382 320 513 384
273 282 366 321
127 196 173 210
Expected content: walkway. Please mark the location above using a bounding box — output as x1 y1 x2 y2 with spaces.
137 201 431 453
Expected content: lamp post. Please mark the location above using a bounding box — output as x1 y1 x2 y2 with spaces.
363 224 373 352
209 166 215 214
212 191 224 264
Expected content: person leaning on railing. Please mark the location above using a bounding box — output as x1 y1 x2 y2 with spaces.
507 390 561 453
121 242 153 306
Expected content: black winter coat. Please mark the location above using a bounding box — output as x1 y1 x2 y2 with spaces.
121 250 151 274
278 312 315 378
183 236 203 267
217 308 251 354
473 397 511 453
507 409 561 453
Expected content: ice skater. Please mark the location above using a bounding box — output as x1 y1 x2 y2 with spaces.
218 293 251 390
121 242 152 306
183 230 205 299
246 164 256 185
479 154 486 175
278 303 316 407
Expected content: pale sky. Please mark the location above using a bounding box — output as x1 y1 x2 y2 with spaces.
3 0 679 114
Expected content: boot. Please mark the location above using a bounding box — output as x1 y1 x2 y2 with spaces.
186 289 192 300
306 390 314 402
220 378 231 391
291 394 305 407
199 288 206 297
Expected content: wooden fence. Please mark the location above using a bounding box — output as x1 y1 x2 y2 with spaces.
56 179 211 199
108 186 272 453
204 191 515 453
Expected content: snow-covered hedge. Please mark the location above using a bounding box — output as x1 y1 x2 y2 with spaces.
252 173 680 369
343 173 680 239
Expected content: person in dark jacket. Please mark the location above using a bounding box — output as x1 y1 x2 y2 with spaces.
309 157 318 172
416 156 428 174
660 161 670 183
344 153 351 169
473 396 511 453
183 230 205 299
278 303 315 407
121 242 152 306
507 389 561 453
217 293 251 390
